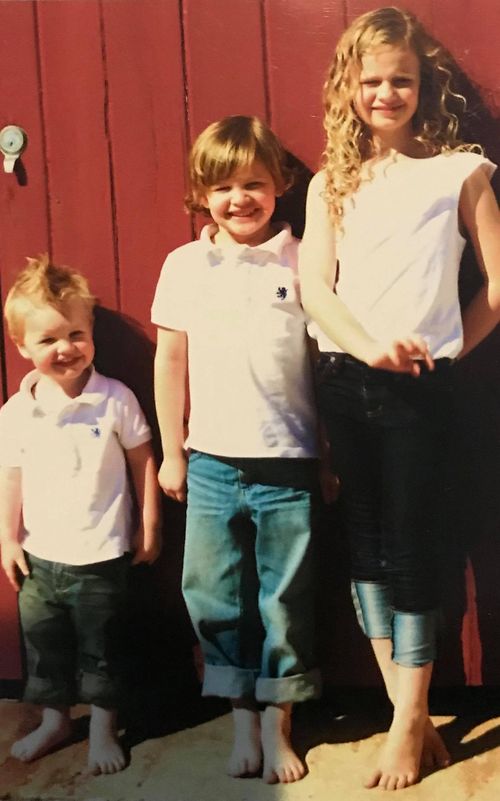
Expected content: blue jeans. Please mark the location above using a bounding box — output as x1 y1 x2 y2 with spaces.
317 353 454 666
182 451 321 703
19 553 128 707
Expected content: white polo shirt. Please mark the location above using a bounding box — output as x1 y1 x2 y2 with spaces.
0 368 151 565
152 223 317 458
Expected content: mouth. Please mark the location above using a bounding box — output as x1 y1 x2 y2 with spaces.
372 105 404 113
228 209 258 219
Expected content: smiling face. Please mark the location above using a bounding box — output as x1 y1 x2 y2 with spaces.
18 297 95 396
354 44 421 150
200 161 279 247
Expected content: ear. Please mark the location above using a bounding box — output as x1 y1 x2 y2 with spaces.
16 342 30 360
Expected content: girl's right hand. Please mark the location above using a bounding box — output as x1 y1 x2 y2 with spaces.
158 452 187 502
366 337 434 375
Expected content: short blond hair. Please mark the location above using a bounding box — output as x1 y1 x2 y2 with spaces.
185 115 292 214
4 254 95 343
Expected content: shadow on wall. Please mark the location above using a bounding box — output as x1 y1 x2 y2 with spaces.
93 306 200 733
444 69 500 687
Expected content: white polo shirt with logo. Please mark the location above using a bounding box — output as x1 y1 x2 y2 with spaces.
0 368 151 565
152 223 317 458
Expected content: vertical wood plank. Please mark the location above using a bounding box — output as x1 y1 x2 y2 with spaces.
183 0 267 140
265 0 346 170
0 0 49 679
0 1 51 401
101 0 192 331
36 0 117 308
432 0 500 111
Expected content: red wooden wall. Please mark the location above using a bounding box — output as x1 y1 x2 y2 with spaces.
0 0 499 689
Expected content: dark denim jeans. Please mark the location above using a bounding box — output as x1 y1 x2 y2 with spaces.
317 353 454 614
19 553 128 708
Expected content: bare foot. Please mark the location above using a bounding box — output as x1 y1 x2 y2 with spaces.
261 703 305 784
365 708 426 791
87 706 125 775
11 707 72 762
421 717 451 769
227 703 262 777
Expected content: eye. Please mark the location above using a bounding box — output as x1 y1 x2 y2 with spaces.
39 337 55 345
360 79 379 87
70 330 85 340
393 77 413 87
213 185 230 193
245 181 264 190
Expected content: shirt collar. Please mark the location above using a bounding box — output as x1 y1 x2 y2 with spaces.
199 222 293 266
20 365 105 415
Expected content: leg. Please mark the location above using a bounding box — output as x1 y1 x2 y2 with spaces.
368 373 453 787
366 662 432 790
183 453 263 776
183 453 262 699
251 464 321 784
13 556 76 761
227 698 262 778
261 702 305 784
69 558 128 774
88 706 125 775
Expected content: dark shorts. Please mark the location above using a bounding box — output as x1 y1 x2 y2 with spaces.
19 553 129 708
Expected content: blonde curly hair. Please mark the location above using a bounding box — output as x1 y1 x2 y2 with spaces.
4 253 95 343
323 6 481 229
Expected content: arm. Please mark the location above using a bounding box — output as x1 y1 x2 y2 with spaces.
125 441 162 565
0 467 29 591
458 167 500 358
154 326 188 502
299 171 432 374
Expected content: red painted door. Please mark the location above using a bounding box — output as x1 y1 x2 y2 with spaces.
0 0 499 688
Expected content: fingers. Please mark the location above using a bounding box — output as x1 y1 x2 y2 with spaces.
161 487 186 503
18 552 30 578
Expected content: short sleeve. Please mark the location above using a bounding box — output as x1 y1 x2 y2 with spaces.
151 250 190 331
0 397 23 467
113 383 152 451
451 152 497 193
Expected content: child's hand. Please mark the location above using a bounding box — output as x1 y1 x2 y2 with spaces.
366 337 434 375
320 465 340 504
131 526 162 566
158 453 187 502
1 541 29 592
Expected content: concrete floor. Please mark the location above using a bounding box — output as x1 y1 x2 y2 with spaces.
2 700 500 801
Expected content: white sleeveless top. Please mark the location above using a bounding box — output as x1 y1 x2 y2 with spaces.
310 152 496 358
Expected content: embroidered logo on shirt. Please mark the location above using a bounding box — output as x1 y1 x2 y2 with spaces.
91 427 101 438
276 287 288 300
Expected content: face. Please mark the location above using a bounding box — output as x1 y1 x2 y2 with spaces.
18 297 94 396
200 161 280 246
354 45 420 146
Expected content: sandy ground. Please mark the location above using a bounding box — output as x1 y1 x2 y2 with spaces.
2 700 500 801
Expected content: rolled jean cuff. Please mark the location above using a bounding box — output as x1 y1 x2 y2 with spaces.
24 675 76 707
256 669 322 704
351 580 393 639
202 664 259 698
392 609 438 667
80 671 122 708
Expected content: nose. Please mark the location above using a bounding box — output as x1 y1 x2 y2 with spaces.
377 80 396 102
57 338 74 356
230 186 248 206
